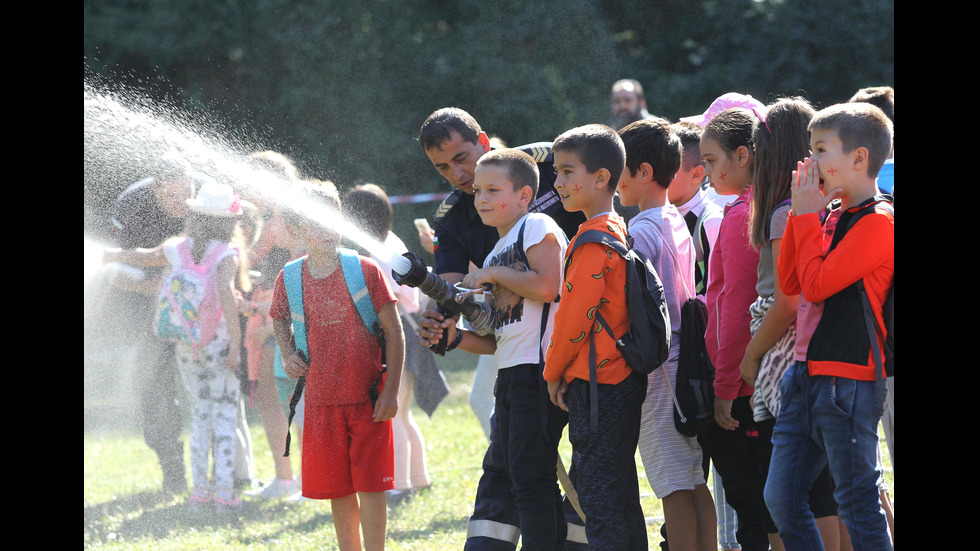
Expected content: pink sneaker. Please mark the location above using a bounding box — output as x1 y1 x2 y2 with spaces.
215 495 242 512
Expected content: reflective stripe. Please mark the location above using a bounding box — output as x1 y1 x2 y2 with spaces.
465 519 521 545
290 311 304 323
566 521 589 543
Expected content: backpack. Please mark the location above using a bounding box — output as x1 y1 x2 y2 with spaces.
673 297 716 437
153 238 236 360
848 196 894 377
564 229 671 432
282 248 386 457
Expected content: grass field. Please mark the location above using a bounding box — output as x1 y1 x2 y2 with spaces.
84 350 893 550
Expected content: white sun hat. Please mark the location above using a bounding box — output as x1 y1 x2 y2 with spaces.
186 177 243 217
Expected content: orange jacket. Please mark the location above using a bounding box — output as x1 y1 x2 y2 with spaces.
778 200 893 380
544 214 633 385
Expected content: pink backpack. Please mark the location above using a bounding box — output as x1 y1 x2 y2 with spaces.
154 238 236 360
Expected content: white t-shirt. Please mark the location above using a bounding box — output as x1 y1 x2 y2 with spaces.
627 205 696 357
483 213 569 370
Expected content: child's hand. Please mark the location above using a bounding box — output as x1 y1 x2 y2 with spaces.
461 267 496 291
548 378 569 412
791 157 842 216
373 385 399 423
283 350 309 378
713 398 739 431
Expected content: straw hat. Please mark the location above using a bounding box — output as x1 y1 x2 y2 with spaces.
680 92 768 128
186 178 243 217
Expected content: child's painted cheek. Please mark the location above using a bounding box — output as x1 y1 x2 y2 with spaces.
572 184 583 194
826 166 837 177
719 171 727 181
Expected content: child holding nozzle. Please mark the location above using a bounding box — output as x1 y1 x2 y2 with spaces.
419 148 570 551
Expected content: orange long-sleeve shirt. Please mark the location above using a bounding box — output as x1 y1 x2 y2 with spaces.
544 214 633 386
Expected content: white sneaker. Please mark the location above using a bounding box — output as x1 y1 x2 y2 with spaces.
246 477 301 500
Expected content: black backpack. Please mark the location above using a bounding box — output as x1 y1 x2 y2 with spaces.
564 229 671 432
673 297 716 437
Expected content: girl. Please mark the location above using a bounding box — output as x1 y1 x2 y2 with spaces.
104 180 246 512
741 97 856 551
699 106 783 551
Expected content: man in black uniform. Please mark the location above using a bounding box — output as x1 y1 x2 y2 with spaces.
106 158 197 494
418 107 589 551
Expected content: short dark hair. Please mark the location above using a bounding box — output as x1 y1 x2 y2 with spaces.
476 148 540 196
809 102 893 178
671 121 705 173
418 107 483 152
703 108 756 157
618 118 682 189
343 183 393 242
848 86 894 125
552 124 626 190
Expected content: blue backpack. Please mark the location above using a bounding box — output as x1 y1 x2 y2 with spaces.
282 248 386 457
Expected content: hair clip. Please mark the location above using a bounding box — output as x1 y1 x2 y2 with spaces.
751 106 772 134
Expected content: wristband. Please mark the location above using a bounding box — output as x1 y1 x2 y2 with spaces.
445 329 464 352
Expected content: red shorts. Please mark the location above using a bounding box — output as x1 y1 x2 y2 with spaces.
301 401 394 499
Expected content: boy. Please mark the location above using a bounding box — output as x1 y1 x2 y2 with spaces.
419 148 570 550
764 102 894 550
543 124 648 551
618 118 717 551
271 180 405 551
667 121 724 298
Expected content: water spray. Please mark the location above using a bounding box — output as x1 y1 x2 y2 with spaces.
391 252 495 355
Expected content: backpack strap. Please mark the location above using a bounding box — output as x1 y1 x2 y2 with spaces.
513 218 559 441
566 229 627 433
338 248 381 336
282 255 307 457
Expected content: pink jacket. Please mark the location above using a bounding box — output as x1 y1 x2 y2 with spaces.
705 187 760 401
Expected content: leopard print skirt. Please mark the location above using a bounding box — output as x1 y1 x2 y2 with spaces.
748 296 797 422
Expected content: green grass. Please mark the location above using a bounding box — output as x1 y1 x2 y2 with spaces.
84 352 893 549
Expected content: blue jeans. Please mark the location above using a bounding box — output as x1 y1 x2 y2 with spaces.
764 362 891 551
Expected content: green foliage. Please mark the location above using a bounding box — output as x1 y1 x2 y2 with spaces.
83 0 892 234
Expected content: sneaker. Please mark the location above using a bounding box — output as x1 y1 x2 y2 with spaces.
246 477 301 500
386 489 412 506
187 493 212 512
215 495 242 513
286 491 311 504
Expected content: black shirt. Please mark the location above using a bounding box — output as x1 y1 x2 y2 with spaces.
431 142 585 275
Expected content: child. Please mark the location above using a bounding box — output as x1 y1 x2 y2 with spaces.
542 124 648 551
764 102 894 550
668 120 724 298
738 97 851 549
618 118 717 551
103 179 247 512
668 119 738 551
343 183 447 504
698 107 781 551
418 148 570 550
270 180 405 551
